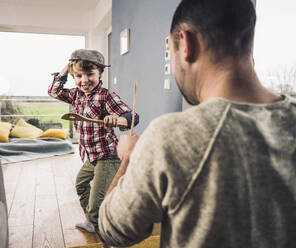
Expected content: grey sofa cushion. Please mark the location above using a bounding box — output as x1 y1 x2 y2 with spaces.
0 137 74 164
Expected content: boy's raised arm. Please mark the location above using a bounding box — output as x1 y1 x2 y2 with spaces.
48 63 74 104
58 64 69 77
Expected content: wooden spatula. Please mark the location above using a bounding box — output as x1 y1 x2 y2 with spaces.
61 112 128 128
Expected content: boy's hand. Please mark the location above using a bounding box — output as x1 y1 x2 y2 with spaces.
58 64 69 77
103 115 127 129
117 134 139 160
104 134 139 198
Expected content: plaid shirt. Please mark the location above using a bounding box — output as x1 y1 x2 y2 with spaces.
48 75 139 163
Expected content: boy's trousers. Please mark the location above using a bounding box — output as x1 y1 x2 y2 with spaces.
75 153 120 230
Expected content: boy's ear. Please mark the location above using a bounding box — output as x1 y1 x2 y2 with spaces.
179 30 199 63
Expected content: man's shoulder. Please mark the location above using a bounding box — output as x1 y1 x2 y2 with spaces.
149 95 296 134
130 100 231 211
137 99 230 161
149 99 229 136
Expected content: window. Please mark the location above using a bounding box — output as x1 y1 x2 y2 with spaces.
254 0 296 95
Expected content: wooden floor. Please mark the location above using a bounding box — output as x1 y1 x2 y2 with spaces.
2 145 101 248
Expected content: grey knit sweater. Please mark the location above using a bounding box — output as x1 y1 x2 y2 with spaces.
99 95 296 248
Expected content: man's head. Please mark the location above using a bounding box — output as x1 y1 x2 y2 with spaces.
169 0 256 104
68 49 109 94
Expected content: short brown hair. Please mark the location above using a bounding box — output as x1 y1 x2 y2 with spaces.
170 0 256 62
68 60 104 75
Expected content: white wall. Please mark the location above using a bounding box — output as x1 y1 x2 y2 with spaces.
86 0 112 87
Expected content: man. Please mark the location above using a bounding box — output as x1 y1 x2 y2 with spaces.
98 0 296 247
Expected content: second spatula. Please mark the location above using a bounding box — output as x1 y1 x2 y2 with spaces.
61 112 128 128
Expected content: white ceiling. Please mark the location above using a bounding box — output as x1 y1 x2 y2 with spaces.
0 0 100 11
0 0 103 35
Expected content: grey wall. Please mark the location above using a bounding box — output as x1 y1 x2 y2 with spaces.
111 0 182 134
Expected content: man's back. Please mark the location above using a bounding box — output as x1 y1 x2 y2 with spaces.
160 95 296 247
99 95 296 248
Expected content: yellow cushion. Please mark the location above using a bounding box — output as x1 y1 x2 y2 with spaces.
0 121 12 142
10 119 43 139
39 128 69 139
15 118 40 129
10 126 42 139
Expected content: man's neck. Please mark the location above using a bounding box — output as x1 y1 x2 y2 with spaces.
197 58 281 104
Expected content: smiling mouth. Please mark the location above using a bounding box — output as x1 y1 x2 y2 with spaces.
81 83 91 88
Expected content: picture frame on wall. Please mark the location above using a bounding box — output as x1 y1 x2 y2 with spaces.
120 28 130 55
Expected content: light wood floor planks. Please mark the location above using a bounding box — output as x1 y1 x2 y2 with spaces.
2 145 100 248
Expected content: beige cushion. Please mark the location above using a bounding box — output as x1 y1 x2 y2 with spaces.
39 129 69 139
0 122 12 142
10 119 43 139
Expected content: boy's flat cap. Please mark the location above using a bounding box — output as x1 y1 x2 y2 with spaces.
70 49 110 67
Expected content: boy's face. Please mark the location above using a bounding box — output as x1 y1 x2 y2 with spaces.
73 67 101 94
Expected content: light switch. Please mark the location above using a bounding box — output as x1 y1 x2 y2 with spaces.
164 64 171 75
165 36 169 48
165 49 170 61
114 77 117 85
164 78 170 89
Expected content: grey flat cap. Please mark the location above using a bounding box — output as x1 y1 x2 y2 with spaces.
70 49 110 67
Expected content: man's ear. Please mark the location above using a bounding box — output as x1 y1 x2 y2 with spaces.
179 30 199 63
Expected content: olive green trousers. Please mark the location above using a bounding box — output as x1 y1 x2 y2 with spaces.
75 153 120 230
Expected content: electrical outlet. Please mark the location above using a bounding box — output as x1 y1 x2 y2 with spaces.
165 49 170 61
165 36 169 48
164 64 171 75
114 77 117 85
164 78 170 89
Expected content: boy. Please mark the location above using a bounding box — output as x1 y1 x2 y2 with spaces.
48 49 139 234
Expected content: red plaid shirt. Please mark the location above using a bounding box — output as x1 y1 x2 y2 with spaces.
48 76 139 163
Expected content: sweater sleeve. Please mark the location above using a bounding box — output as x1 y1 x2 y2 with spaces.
48 73 76 104
98 122 165 246
105 91 139 130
